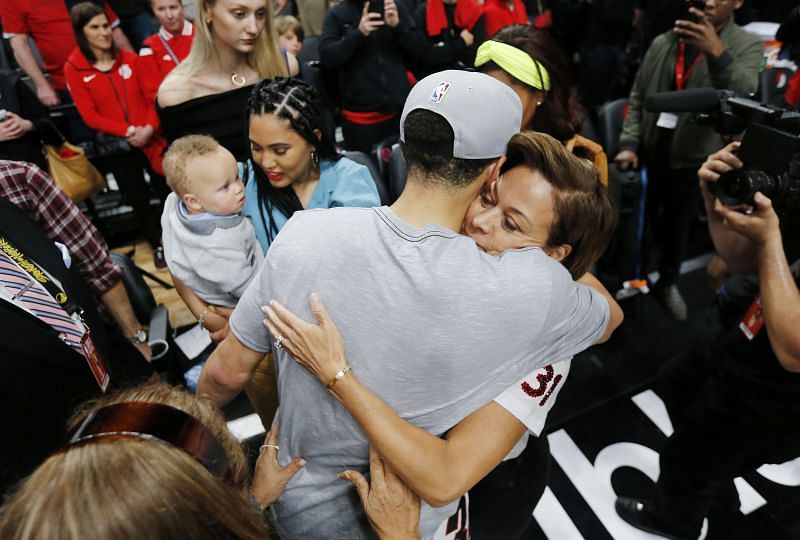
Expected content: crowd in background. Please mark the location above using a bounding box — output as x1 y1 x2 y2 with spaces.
0 0 799 538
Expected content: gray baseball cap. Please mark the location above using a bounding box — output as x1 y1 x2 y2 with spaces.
400 70 522 160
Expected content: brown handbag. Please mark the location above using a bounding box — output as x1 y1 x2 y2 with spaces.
43 123 106 202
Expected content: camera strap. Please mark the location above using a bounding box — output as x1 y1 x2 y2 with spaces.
675 42 702 91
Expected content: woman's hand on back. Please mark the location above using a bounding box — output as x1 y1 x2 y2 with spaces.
262 294 347 385
251 421 306 508
340 446 421 540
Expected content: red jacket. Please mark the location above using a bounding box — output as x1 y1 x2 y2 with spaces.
64 48 166 174
483 0 527 37
138 21 195 103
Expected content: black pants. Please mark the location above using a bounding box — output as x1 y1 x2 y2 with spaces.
468 436 551 539
106 149 165 249
643 167 703 286
342 116 400 154
644 346 800 538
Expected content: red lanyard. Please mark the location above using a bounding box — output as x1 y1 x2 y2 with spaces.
675 41 702 91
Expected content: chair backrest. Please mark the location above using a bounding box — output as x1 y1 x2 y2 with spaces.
389 143 407 201
341 151 392 205
109 252 156 323
759 66 795 106
298 35 320 64
373 134 399 182
595 98 630 160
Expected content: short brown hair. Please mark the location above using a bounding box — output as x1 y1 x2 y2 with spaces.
275 15 304 41
502 131 616 278
163 135 221 196
0 384 265 540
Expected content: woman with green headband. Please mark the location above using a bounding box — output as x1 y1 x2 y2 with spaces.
475 25 609 186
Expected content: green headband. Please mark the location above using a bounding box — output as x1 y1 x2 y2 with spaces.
474 40 551 92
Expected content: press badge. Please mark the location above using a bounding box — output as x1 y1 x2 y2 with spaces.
657 112 678 130
739 296 764 341
81 332 110 392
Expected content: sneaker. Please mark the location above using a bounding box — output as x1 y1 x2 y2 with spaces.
615 497 689 540
153 246 167 270
653 283 688 321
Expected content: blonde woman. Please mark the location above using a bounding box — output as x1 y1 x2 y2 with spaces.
157 0 299 160
0 384 422 539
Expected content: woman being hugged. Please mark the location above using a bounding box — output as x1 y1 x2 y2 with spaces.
267 132 619 539
64 2 167 263
156 0 298 161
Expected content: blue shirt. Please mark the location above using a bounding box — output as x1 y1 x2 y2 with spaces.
241 157 380 252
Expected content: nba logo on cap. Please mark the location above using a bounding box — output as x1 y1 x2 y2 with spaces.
429 82 451 104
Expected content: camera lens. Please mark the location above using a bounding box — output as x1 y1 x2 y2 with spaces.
717 170 778 206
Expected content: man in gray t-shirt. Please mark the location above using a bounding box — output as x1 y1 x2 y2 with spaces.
198 70 620 539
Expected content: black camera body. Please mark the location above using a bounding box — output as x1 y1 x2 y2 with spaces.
712 120 800 212
644 88 800 213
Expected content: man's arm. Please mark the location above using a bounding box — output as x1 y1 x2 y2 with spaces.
318 5 368 69
8 35 60 107
99 281 151 360
197 331 266 406
714 193 800 372
112 27 135 51
697 141 758 273
577 272 624 343
614 34 659 169
11 163 152 360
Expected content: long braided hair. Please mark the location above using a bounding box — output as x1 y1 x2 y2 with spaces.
246 77 339 244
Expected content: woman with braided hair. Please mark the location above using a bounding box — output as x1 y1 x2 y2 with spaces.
172 78 379 428
241 77 380 250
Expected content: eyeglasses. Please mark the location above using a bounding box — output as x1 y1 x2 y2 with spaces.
56 401 230 477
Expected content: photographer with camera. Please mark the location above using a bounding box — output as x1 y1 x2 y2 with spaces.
614 0 763 320
616 141 800 540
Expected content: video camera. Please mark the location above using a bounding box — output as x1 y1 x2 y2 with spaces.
645 88 800 213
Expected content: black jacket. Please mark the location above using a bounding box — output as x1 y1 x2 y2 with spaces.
412 1 486 78
319 0 426 113
0 198 151 492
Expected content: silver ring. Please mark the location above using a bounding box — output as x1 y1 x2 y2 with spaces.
275 335 285 349
260 444 279 452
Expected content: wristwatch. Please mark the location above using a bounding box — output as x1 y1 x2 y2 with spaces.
127 328 148 344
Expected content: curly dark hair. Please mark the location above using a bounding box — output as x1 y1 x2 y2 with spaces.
245 77 339 244
479 25 585 142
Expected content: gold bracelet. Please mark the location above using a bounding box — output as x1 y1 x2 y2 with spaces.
325 365 351 391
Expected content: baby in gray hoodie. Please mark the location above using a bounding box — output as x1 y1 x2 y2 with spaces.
161 135 263 309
